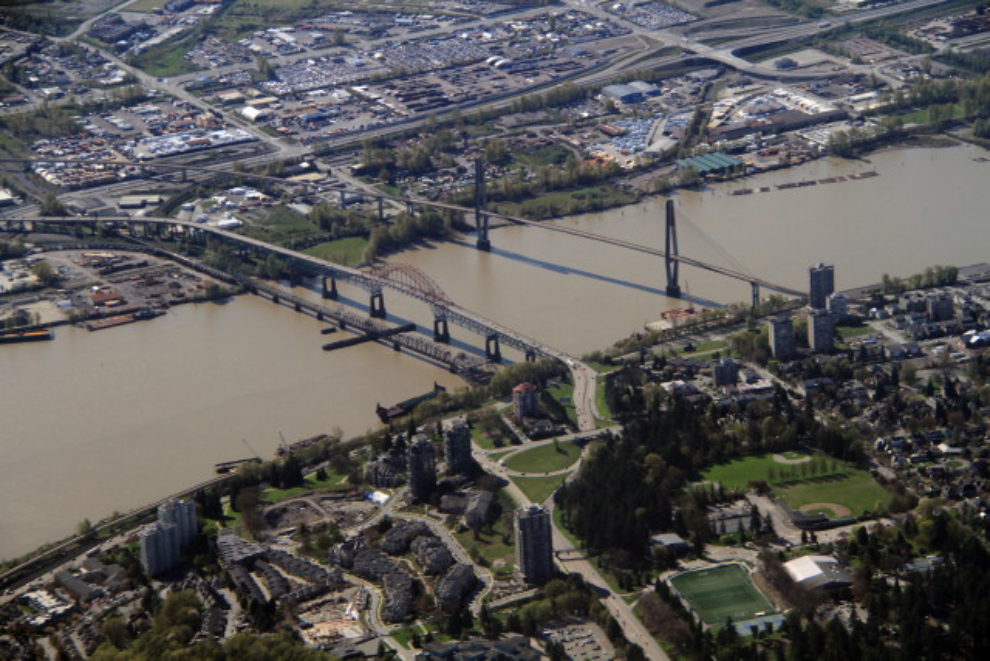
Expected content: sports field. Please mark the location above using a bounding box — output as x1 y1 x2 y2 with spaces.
670 564 774 625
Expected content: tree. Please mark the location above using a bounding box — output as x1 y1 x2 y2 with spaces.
32 260 58 286
40 193 66 216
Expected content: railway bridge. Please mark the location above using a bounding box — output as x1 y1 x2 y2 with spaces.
3 215 553 366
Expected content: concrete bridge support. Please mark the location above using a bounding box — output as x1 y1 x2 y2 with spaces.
378 197 384 223
525 349 537 362
321 275 338 300
433 316 450 343
485 334 502 363
369 291 386 318
474 158 490 251
751 282 760 309
664 199 681 298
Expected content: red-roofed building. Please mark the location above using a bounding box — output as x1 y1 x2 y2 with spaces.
512 382 539 419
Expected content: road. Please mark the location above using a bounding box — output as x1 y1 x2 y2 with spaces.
471 437 671 660
391 510 495 615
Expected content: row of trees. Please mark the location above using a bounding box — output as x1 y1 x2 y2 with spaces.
879 263 959 293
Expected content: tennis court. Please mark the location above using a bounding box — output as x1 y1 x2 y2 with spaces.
670 564 774 625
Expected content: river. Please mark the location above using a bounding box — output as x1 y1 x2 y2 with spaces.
1 141 986 560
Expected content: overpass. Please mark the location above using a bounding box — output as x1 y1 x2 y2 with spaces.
0 156 806 305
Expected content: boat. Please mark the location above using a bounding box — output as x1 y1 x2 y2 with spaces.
0 329 54 344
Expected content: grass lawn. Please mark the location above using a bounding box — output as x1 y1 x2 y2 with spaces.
127 0 169 11
471 425 510 450
504 442 581 473
489 449 514 462
898 104 966 125
516 145 572 168
304 236 368 266
595 381 613 421
241 205 316 244
551 506 581 550
454 516 514 570
670 565 774 625
701 453 890 516
130 31 199 77
775 471 891 517
587 362 621 373
262 469 348 504
837 324 872 339
511 473 569 504
493 185 638 221
548 382 578 427
391 624 424 649
702 453 830 490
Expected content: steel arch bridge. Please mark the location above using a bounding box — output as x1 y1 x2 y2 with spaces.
367 263 453 307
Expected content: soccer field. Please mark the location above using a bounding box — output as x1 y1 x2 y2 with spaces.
670 565 774 625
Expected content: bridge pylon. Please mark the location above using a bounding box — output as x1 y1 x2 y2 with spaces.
474 158 490 251
751 282 760 309
369 291 386 318
321 275 338 300
433 316 450 343
485 334 501 363
664 199 681 298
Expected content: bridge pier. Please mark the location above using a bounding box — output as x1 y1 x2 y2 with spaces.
406 201 414 215
485 334 502 363
316 312 324 321
369 292 386 318
474 158 490 251
433 316 450 343
664 199 681 298
272 293 280 304
378 197 384 223
339 190 346 206
321 275 338 300
181 168 187 183
751 282 760 309
525 349 537 362
294 302 302 312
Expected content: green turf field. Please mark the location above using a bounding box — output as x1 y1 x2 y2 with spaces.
670 564 774 625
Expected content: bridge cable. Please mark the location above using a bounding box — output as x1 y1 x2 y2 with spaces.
677 208 756 279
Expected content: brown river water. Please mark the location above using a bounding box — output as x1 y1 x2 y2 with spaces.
1 142 987 560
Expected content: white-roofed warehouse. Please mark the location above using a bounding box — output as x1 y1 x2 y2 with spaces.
783 555 853 591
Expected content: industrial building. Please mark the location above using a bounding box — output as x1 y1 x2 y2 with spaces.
676 152 743 176
515 505 554 585
601 83 644 104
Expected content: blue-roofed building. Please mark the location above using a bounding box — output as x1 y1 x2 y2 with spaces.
602 84 644 104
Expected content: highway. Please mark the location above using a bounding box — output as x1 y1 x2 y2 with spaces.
0 157 807 297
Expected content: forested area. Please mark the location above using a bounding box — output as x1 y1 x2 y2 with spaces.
554 391 851 570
